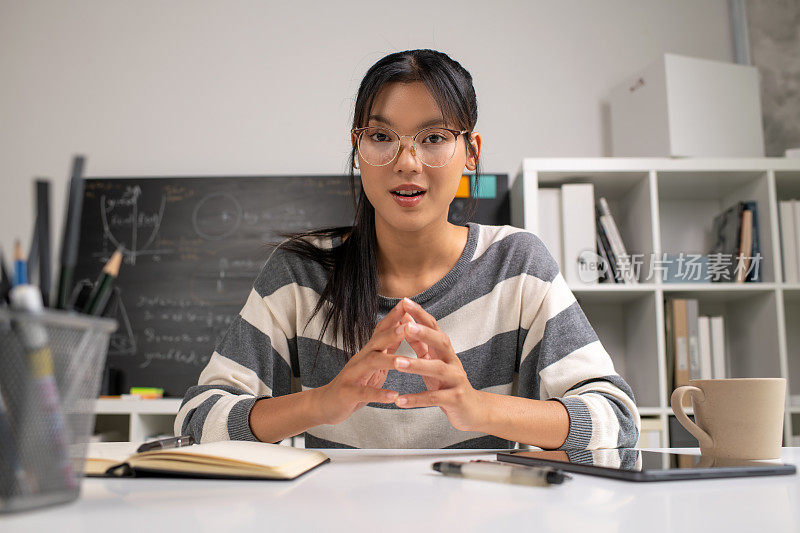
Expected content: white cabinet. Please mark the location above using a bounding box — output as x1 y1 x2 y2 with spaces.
93 399 182 443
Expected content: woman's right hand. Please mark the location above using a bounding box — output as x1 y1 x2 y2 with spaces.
313 299 412 425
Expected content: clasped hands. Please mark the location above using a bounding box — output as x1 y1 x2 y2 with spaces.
315 297 485 432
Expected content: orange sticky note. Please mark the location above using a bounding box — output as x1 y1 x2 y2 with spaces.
455 176 470 198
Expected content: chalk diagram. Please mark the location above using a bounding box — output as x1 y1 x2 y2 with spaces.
98 185 170 265
96 185 170 357
192 192 242 241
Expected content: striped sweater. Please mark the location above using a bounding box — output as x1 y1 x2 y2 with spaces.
175 222 641 449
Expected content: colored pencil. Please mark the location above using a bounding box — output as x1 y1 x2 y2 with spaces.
82 249 123 316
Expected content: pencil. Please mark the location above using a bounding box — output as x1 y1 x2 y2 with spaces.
82 249 123 316
13 240 27 286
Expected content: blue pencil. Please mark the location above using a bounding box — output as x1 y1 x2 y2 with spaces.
13 240 27 286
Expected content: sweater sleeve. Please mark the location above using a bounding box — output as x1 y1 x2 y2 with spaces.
173 244 297 443
516 234 640 451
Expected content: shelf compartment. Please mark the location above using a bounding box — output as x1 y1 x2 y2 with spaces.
538 170 656 284
774 170 800 201
656 170 775 283
784 292 800 400
662 289 782 380
574 290 660 407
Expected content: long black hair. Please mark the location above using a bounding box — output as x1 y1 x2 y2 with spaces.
275 49 482 364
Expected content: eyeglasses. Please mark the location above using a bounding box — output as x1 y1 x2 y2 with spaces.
351 126 469 168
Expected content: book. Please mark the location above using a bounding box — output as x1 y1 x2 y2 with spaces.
779 200 798 283
710 201 759 283
595 229 613 283
697 316 712 380
743 201 761 282
561 183 597 285
537 188 563 271
667 298 691 408
596 207 620 283
83 441 329 480
710 316 727 379
735 209 753 283
686 299 700 380
596 197 637 284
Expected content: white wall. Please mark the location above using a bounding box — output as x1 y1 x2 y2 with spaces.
0 0 734 257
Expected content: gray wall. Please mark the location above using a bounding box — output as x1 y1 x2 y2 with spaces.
746 0 800 157
0 0 734 258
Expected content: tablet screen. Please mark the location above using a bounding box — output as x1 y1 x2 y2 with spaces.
496 449 796 481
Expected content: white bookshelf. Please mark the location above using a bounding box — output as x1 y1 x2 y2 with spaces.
93 399 182 443
512 157 800 448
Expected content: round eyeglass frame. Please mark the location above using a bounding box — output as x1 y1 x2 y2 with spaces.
351 126 470 168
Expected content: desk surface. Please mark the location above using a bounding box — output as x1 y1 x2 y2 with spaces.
3 447 799 532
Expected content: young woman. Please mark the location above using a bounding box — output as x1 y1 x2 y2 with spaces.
175 49 640 450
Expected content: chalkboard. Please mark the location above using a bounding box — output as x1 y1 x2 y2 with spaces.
75 174 509 397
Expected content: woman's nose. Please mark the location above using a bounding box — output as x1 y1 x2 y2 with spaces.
394 136 421 170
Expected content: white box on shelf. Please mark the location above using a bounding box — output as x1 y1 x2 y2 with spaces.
537 187 563 270
608 54 764 157
561 183 597 286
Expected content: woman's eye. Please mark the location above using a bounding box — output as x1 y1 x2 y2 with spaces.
369 133 390 142
423 134 445 144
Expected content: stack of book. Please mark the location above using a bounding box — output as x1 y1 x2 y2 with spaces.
665 298 728 408
710 201 761 283
537 184 636 285
778 199 800 283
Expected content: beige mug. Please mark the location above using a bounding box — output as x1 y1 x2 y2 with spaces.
670 378 786 460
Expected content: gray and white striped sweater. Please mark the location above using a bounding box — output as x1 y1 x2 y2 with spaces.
175 222 640 449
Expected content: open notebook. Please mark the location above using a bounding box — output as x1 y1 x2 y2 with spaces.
84 441 330 480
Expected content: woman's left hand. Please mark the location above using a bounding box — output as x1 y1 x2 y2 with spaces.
392 298 486 432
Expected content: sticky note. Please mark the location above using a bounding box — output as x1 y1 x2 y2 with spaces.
456 176 470 198
471 175 497 199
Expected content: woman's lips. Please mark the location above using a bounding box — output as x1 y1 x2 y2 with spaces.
390 190 426 207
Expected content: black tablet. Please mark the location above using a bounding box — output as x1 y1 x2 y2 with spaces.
496 448 797 482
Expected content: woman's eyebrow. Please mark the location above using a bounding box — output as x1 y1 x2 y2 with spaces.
367 114 447 129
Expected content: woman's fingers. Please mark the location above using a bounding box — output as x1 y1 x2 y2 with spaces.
359 386 399 404
395 390 445 408
400 298 440 331
355 350 399 374
393 356 452 380
373 299 407 334
400 322 455 362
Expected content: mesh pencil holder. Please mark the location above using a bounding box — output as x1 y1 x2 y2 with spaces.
0 307 117 514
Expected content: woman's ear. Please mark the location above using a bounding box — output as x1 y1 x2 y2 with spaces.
465 131 481 171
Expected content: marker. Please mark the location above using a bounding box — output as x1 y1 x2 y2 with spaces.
36 179 52 307
432 460 569 486
56 155 85 309
82 249 122 316
10 284 75 490
137 435 195 453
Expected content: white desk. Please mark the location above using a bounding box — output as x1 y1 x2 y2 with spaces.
2 447 799 532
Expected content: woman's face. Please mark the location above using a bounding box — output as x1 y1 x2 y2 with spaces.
351 81 480 233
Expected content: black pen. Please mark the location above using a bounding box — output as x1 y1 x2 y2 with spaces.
137 435 195 453
432 460 570 486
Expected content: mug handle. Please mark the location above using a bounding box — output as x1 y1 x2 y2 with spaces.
670 386 713 450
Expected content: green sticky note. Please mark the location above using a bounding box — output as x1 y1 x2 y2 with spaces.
470 175 497 199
